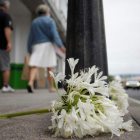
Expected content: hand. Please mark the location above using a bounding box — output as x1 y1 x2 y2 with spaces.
60 47 66 53
6 43 12 52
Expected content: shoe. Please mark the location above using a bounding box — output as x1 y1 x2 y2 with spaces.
27 85 34 93
2 86 15 93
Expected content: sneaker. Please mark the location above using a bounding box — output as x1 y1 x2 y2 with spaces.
2 86 15 93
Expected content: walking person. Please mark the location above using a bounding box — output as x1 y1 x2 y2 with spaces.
27 4 66 93
0 0 14 93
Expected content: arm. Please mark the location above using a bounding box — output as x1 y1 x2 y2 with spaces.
3 14 13 52
27 27 33 54
51 19 66 53
4 27 12 52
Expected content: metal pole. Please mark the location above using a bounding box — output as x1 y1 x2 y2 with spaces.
65 0 108 82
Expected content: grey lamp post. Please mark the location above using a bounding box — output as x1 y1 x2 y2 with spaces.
65 0 108 82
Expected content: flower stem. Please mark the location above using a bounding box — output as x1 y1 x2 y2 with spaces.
0 106 69 119
0 109 51 119
55 82 66 102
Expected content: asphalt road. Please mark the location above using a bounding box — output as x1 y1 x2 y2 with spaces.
126 89 140 100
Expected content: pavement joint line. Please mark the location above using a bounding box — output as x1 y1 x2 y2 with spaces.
129 97 140 105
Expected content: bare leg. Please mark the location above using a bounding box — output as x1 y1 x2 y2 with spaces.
28 67 38 91
47 67 56 92
3 70 10 86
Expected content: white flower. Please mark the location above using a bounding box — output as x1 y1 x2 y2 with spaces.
67 91 80 103
94 71 108 86
49 71 65 86
66 72 79 87
121 120 133 132
57 109 67 128
94 86 109 97
85 66 99 83
55 108 79 138
51 100 63 112
77 99 94 120
109 80 129 115
75 82 109 97
51 100 63 107
67 91 90 104
67 58 79 75
94 109 122 137
50 110 59 129
71 107 79 121
109 80 125 94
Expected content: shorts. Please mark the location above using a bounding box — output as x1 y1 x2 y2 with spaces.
0 49 10 71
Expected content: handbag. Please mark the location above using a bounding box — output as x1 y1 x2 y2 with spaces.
21 56 45 85
21 56 38 80
21 56 30 80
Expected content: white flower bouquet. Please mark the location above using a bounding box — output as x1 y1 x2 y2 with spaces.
49 58 133 138
109 81 129 116
0 58 133 138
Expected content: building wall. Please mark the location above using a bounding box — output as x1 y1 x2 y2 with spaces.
52 0 68 19
50 0 68 30
59 0 68 19
9 0 32 64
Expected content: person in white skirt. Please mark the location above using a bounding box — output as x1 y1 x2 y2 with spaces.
27 4 66 93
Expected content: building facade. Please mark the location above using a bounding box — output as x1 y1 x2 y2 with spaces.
0 0 68 89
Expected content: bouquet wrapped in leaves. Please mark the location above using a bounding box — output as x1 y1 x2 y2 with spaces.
0 58 133 138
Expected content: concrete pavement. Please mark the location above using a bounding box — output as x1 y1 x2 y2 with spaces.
0 89 140 140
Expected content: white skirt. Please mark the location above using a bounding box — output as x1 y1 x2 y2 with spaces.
29 42 57 68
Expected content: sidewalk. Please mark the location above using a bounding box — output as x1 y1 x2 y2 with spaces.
128 98 140 126
0 89 140 140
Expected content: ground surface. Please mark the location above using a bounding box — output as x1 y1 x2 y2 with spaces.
0 89 140 140
127 89 140 100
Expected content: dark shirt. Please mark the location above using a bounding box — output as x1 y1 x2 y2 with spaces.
0 8 13 50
